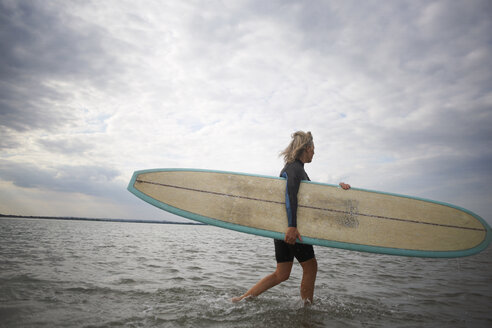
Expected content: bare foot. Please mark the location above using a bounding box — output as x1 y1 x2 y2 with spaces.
231 294 255 303
303 298 313 306
231 295 244 303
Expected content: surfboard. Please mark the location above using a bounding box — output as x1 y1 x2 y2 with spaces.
127 168 491 258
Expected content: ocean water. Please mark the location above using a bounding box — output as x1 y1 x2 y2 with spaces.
0 217 491 328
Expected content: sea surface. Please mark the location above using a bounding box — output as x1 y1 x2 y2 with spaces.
0 217 491 328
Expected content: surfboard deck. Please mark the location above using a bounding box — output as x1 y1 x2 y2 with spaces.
127 168 491 258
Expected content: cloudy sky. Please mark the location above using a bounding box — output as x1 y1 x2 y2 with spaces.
1 0 491 224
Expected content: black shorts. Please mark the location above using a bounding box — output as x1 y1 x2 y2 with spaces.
274 239 315 263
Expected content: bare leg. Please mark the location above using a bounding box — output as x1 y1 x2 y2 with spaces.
232 262 293 302
300 258 317 304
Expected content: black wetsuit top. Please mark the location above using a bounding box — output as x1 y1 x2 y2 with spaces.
280 160 310 228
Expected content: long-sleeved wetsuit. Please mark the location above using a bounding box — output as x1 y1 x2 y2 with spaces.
280 159 310 228
275 159 314 263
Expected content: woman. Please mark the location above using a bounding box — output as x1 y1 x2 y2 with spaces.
232 131 351 304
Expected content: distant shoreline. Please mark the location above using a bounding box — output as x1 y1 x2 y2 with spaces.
0 213 205 225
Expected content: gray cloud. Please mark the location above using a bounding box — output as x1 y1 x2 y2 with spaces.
0 0 124 133
38 137 93 155
0 160 122 197
0 1 122 81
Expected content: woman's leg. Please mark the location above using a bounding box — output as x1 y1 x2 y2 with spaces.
299 258 317 304
232 261 293 302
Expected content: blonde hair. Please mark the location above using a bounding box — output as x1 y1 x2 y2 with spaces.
280 131 314 164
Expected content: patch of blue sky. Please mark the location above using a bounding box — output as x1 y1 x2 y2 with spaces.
376 155 396 164
80 112 110 134
177 118 206 133
189 122 205 132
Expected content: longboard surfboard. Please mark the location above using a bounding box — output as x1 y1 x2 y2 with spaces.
127 168 491 258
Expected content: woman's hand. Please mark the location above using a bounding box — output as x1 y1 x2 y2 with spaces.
285 227 302 244
339 182 351 190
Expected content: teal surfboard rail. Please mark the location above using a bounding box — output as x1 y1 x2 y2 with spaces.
128 168 491 258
